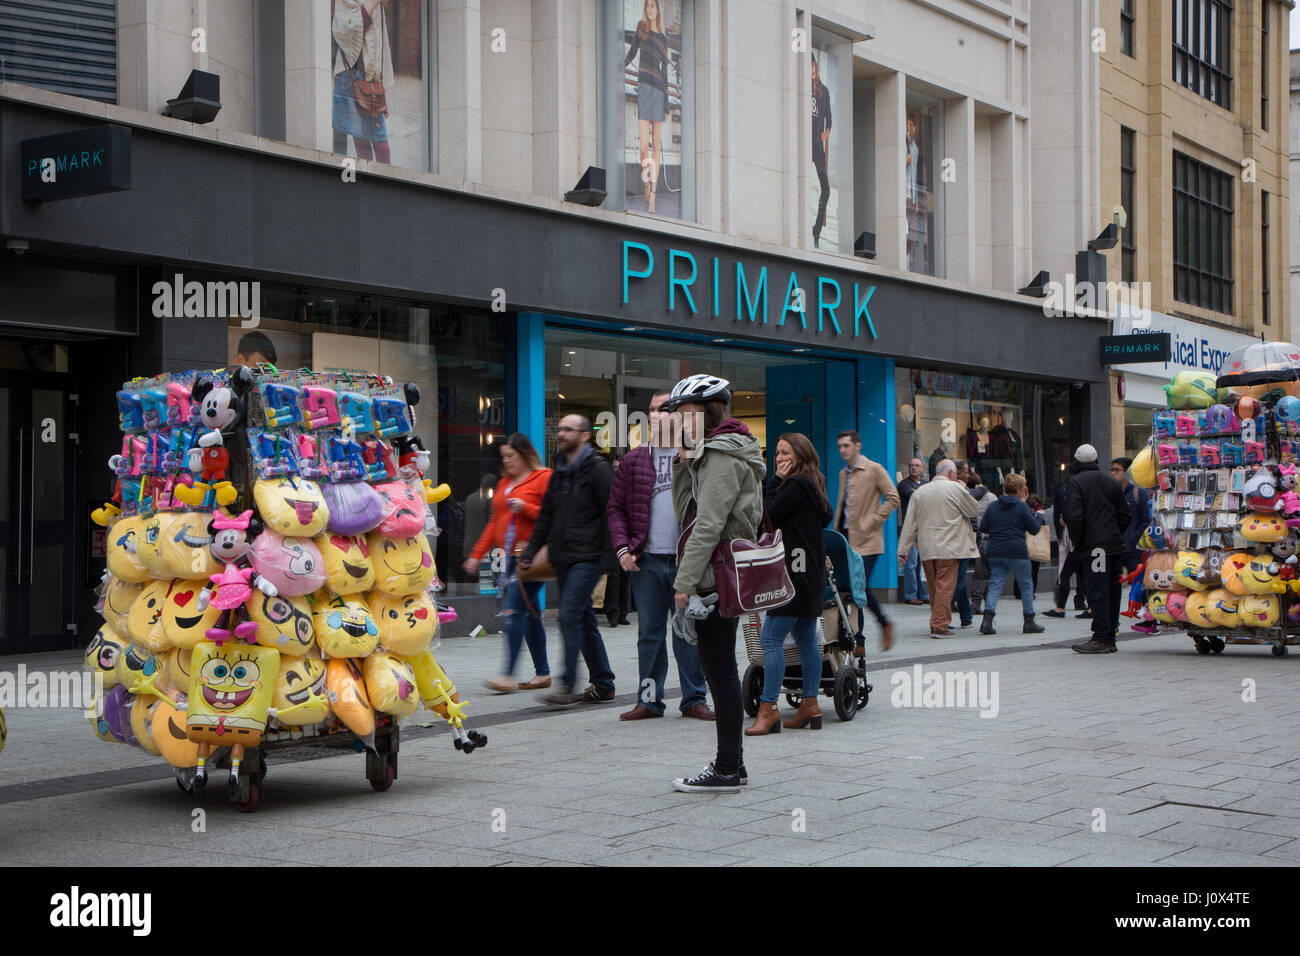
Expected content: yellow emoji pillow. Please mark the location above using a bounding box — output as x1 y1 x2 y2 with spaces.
1240 513 1288 543
1239 594 1281 627
368 589 438 655
1183 591 1215 628
1173 551 1208 591
162 581 222 649
271 654 330 726
84 623 129 689
126 578 175 653
157 511 220 580
107 515 151 583
254 477 330 537
247 591 316 656
135 512 177 578
115 641 170 698
1147 591 1175 623
325 657 374 738
1205 589 1241 628
1238 555 1281 595
367 533 434 596
1219 552 1253 595
102 577 146 636
312 592 380 658
363 650 419 718
315 533 376 595
150 696 200 768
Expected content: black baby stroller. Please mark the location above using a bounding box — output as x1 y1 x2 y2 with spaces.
741 529 873 721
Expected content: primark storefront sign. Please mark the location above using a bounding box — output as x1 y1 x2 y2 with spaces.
20 125 132 202
620 240 879 339
1111 305 1258 406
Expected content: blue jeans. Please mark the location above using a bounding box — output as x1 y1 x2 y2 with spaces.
902 545 928 600
501 559 549 678
954 559 972 624
554 561 615 694
759 614 821 702
629 553 708 714
986 557 1036 615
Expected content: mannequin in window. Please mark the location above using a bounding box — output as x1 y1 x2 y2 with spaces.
989 409 1022 462
966 414 991 460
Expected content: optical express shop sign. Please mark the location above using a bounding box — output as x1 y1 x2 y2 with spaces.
1111 308 1257 405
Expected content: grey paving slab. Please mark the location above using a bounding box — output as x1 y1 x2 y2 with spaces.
1140 822 1291 855
1043 831 1193 863
932 838 1088 866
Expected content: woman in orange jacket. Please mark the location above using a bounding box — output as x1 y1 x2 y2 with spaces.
462 433 553 692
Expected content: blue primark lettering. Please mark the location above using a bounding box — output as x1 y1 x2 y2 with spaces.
622 240 653 304
712 257 720 317
818 277 841 333
668 249 698 314
853 284 877 339
736 263 768 323
780 271 805 329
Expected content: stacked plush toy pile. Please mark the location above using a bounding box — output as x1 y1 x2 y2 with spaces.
85 364 485 795
1129 358 1300 657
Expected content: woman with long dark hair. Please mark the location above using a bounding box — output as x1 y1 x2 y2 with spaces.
624 0 669 213
463 433 553 692
747 433 833 736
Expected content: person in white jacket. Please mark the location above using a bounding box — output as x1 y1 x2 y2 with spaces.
897 460 979 638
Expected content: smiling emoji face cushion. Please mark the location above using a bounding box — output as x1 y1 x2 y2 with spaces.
106 515 151 583
315 533 376 595
102 577 146 636
84 623 129 689
149 696 200 768
312 591 380 658
162 581 223 649
367 533 434 596
157 510 220 580
1173 551 1208 591
1241 513 1287 543
1237 555 1282 595
1183 590 1215 627
246 591 315 656
1205 589 1241 628
367 589 437 655
1239 594 1281 627
126 578 175 653
254 477 330 537
271 653 330 726
1147 591 1175 623
362 650 419 718
135 512 177 578
1218 552 1253 595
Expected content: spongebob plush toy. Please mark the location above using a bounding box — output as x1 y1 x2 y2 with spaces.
186 641 279 792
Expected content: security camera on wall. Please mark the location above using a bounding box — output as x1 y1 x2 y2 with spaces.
1113 204 1128 230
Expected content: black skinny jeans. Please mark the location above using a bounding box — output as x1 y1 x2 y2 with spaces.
694 608 742 777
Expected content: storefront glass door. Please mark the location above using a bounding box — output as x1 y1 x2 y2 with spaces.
0 374 77 654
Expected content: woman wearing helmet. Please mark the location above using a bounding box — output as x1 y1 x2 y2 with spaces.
665 374 765 792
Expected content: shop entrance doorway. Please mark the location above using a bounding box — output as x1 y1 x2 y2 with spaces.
0 373 78 654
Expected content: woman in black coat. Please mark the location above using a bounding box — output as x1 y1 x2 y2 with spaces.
746 433 833 736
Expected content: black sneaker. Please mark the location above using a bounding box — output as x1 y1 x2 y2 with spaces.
1076 610 1093 620
579 684 616 704
1044 609 1066 618
673 764 741 793
706 760 747 785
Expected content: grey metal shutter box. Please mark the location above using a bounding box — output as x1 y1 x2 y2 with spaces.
0 0 116 103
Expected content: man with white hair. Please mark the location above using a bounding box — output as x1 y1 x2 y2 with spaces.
897 459 979 638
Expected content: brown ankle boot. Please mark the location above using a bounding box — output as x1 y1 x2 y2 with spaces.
783 697 823 730
745 702 781 736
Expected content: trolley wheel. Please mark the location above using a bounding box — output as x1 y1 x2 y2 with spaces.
833 666 858 722
370 761 396 792
258 752 268 780
236 778 261 813
1194 637 1211 655
785 693 802 709
742 665 762 718
1272 643 1288 657
1209 637 1226 654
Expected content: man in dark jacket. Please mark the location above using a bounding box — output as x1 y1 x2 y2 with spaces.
1061 444 1131 654
1111 456 1150 575
522 414 617 705
607 390 712 721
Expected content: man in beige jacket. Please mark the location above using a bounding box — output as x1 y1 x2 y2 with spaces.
833 430 900 651
897 459 979 638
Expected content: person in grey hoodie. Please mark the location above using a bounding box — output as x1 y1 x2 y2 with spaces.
966 472 996 615
663 375 764 793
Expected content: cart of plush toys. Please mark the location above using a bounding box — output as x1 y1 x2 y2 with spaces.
1126 343 1300 658
85 363 486 811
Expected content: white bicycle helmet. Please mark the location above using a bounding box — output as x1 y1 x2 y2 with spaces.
664 374 731 411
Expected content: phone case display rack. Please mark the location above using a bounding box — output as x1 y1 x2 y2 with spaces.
1144 395 1300 658
86 363 485 812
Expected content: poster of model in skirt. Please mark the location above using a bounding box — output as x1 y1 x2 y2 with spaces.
623 0 686 218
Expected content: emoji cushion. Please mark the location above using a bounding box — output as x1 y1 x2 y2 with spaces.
313 592 380 658
116 642 169 698
186 642 280 746
270 654 330 726
1239 594 1280 627
1130 445 1157 488
325 657 375 738
126 578 175 653
1164 591 1188 622
1183 591 1215 628
84 623 129 689
135 512 177 578
362 650 419 718
107 516 151 583
322 481 386 536
157 511 220 580
1219 552 1253 595
1237 555 1281 594
1147 591 1175 623
162 582 223 649
368 589 438 655
1241 513 1287 543
247 591 315 656
130 697 162 756
1173 551 1207 591
1205 589 1241 628
368 533 435 596
251 531 326 597
150 696 200 768
102 577 146 636
1143 552 1179 591
162 646 194 703
373 481 427 538
316 533 376 595
254 477 330 537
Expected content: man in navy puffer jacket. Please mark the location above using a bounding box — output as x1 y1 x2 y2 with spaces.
977 473 1047 636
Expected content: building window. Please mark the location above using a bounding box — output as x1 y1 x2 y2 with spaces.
1120 127 1136 283
1173 151 1234 314
905 89 944 278
1172 0 1233 108
1262 190 1270 325
1121 0 1136 57
1261 0 1269 130
0 0 116 103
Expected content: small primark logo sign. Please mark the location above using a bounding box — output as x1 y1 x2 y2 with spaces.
1099 332 1172 364
21 125 132 202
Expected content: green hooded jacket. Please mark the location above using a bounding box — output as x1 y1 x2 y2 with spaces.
671 422 765 597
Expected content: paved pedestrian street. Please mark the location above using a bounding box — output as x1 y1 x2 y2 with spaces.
2 599 1298 867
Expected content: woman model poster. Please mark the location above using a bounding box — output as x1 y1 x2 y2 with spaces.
332 0 395 165
625 0 670 213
